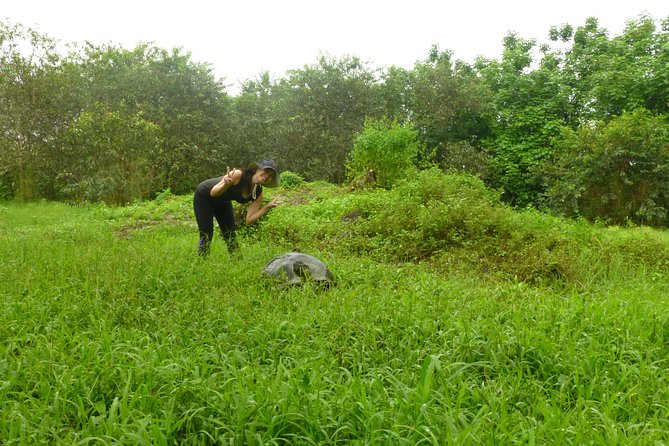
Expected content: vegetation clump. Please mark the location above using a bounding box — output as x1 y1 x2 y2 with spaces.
262 169 669 283
346 118 425 189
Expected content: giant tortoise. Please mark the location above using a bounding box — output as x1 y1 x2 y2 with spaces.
261 252 334 287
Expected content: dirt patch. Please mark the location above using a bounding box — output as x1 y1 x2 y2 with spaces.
114 217 193 239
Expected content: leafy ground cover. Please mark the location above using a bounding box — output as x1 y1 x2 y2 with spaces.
1 174 669 444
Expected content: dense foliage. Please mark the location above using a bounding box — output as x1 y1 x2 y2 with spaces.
543 109 669 225
262 169 669 282
1 14 669 225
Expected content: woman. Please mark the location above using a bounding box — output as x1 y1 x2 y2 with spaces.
193 160 282 256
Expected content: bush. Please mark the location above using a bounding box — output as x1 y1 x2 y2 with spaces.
346 118 425 189
278 171 305 188
261 167 669 284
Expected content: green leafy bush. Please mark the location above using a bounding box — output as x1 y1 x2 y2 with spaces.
278 170 305 188
346 118 425 189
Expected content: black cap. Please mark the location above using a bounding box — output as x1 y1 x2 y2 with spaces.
249 160 280 187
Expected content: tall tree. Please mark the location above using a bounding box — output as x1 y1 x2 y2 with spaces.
61 104 162 205
477 32 574 206
376 65 412 123
272 55 379 182
543 109 669 225
0 21 74 200
560 15 669 122
228 72 281 167
409 45 494 176
71 43 233 194
410 46 493 147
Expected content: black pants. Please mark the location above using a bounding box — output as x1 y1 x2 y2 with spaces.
193 192 238 256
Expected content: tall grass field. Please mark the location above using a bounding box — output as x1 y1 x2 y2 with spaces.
2 171 669 444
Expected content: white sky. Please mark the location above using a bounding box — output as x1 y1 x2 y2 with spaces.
3 0 667 94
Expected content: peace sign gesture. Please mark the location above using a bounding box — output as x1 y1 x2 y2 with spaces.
267 194 284 208
222 166 235 186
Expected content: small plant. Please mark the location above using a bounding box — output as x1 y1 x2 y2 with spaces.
154 188 173 202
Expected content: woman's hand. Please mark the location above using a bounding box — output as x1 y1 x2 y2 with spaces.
210 167 238 197
246 193 284 225
222 166 234 186
267 194 284 209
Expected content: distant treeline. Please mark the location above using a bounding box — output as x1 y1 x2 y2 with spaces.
1 15 669 225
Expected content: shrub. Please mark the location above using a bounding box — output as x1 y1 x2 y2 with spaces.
263 169 575 280
346 118 425 189
278 171 305 188
261 167 669 283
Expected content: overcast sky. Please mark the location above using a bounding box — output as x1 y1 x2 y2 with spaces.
3 0 667 94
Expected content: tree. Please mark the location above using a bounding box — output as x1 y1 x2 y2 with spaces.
61 105 162 205
376 65 412 123
477 32 574 206
272 55 379 182
557 15 669 123
542 109 669 225
408 46 494 170
228 72 281 167
1 27 234 201
71 43 233 194
0 20 74 200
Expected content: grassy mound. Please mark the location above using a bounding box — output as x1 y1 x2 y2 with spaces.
260 168 669 284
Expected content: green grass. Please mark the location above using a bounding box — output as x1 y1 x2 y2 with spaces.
1 184 669 444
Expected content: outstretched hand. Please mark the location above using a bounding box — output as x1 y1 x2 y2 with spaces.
267 195 284 209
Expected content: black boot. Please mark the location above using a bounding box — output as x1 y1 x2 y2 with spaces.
223 231 239 255
197 235 211 257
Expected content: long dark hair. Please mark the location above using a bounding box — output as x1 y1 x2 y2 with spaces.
240 167 261 198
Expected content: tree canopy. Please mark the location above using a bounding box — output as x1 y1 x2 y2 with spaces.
2 14 669 225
